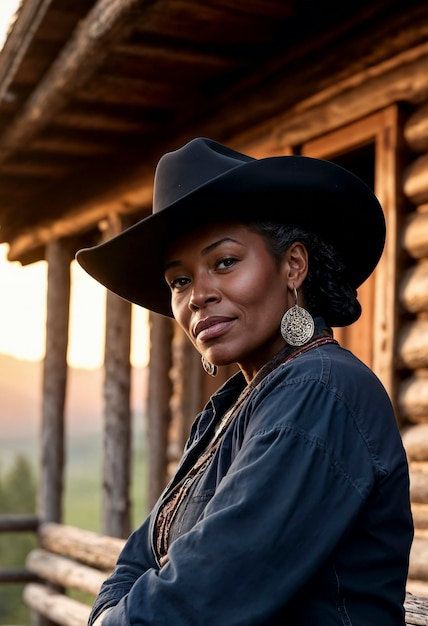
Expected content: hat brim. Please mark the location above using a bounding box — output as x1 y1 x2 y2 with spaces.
76 155 385 318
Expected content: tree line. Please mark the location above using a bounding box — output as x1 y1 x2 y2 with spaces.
0 455 36 624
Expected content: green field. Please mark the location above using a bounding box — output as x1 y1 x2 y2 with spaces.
0 427 149 625
63 428 148 531
2 426 149 530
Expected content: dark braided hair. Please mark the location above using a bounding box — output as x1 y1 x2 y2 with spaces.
248 222 361 327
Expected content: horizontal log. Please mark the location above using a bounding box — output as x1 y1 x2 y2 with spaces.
402 208 428 259
407 580 428 599
7 44 428 264
0 0 143 164
0 514 39 532
397 321 428 370
23 577 428 625
235 41 428 152
400 263 428 314
404 103 428 153
412 503 428 530
0 0 54 103
403 424 428 461
7 177 152 262
56 104 151 133
26 549 107 596
39 523 125 570
409 536 428 582
399 373 428 424
404 154 428 206
0 568 38 583
23 583 90 626
405 591 428 624
410 462 428 503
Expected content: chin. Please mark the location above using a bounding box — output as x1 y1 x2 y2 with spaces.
204 352 237 368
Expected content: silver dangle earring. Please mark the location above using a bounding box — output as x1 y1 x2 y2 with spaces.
280 286 314 346
201 355 218 377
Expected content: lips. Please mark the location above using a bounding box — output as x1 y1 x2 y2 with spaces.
193 316 235 341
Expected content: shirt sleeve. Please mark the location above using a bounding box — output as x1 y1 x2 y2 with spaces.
88 516 158 624
98 377 377 626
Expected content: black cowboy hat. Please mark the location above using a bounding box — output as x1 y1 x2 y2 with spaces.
76 137 385 317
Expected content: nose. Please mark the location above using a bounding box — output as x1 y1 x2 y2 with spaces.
189 272 219 311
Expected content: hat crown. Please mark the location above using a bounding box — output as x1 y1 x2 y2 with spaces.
77 137 386 319
153 137 255 213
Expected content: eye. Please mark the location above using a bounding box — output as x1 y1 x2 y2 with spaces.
217 257 237 270
168 276 190 291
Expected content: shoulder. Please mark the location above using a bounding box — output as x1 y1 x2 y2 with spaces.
242 343 401 472
259 342 392 415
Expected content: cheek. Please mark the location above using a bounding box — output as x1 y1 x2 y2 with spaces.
171 297 192 334
234 271 283 312
171 297 184 324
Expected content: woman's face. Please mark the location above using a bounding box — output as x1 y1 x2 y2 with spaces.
164 222 293 381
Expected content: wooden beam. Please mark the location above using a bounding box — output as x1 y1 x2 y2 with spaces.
102 215 133 538
56 105 152 133
402 207 428 259
233 42 428 153
409 536 428 582
403 424 428 461
0 568 38 583
404 154 428 206
147 313 174 507
399 373 428 424
7 175 153 261
39 239 73 523
0 0 144 163
7 41 428 263
23 583 90 626
404 103 428 153
0 514 39 532
39 523 124 570
171 328 204 454
400 264 428 314
398 320 428 370
0 0 55 103
26 549 106 596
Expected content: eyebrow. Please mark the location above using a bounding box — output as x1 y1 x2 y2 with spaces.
164 237 241 272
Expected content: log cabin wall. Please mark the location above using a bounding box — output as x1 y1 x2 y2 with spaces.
161 43 428 590
3 1 428 585
399 100 428 595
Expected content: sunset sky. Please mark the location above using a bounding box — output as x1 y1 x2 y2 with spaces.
0 243 149 369
0 4 149 370
0 1 20 49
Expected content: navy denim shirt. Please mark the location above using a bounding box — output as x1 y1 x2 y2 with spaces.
90 322 413 625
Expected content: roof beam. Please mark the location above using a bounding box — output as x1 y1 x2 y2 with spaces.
0 0 147 164
7 171 154 262
7 25 428 263
0 0 55 104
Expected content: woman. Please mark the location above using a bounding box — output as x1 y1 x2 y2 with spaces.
77 138 413 625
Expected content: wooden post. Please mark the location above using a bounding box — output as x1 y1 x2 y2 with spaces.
147 313 174 508
38 238 72 626
170 327 204 459
40 239 72 523
101 216 132 538
102 288 132 538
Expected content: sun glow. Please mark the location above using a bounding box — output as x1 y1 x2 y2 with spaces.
0 0 21 51
0 244 149 369
0 245 47 361
0 4 150 369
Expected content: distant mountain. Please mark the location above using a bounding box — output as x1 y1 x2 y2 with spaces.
1 354 43 437
0 354 147 438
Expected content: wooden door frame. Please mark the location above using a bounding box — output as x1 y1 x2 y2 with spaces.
301 106 401 400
